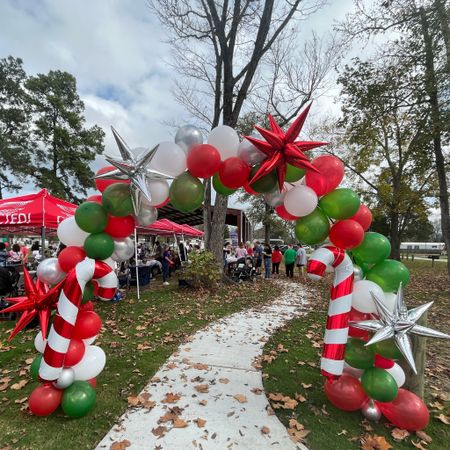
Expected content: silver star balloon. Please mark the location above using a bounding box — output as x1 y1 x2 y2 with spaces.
350 282 450 374
95 127 173 215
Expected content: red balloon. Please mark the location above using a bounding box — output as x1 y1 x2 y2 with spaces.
58 246 86 273
348 308 370 339
305 155 344 196
219 157 250 189
73 310 102 339
4 242 9 248
324 374 368 411
65 339 86 366
86 194 102 204
28 383 63 416
275 204 300 221
187 144 221 179
154 197 170 208
80 300 94 311
377 389 429 431
374 354 395 369
104 215 135 238
95 166 130 192
329 219 364 249
87 378 97 388
350 204 372 231
243 182 258 195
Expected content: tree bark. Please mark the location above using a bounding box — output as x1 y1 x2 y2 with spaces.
389 211 401 260
209 194 228 267
419 7 450 276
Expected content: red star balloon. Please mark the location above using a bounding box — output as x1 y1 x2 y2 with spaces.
245 103 328 189
2 266 65 341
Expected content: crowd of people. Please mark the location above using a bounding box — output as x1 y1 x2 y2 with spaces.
223 241 308 280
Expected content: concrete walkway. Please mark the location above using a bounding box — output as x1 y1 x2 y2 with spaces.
96 280 310 450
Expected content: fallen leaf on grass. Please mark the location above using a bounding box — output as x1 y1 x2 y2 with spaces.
391 428 409 441
288 428 310 443
261 426 270 434
338 430 348 436
411 441 427 450
161 392 181 404
415 431 432 443
194 384 209 393
25 358 33 364
151 426 167 438
110 440 131 450
173 418 188 428
14 397 27 404
288 419 304 431
360 434 393 450
295 392 306 402
233 394 247 403
435 414 450 425
301 383 312 389
194 418 206 428
10 380 28 390
127 393 155 409
219 378 230 384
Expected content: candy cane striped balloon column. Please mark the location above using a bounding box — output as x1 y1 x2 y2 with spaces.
39 258 117 381
307 245 354 380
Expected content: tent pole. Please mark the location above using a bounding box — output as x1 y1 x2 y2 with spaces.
134 229 140 300
41 226 46 259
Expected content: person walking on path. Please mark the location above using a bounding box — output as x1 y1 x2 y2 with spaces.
253 241 263 273
284 244 297 278
161 245 172 286
263 243 272 279
296 243 307 278
272 245 282 275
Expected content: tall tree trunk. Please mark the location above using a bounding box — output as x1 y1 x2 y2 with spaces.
434 0 450 73
420 7 450 276
203 179 212 249
209 194 229 268
390 212 401 260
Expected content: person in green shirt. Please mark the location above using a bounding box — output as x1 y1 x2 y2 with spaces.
284 244 297 278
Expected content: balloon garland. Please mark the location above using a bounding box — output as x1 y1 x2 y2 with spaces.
4 103 449 427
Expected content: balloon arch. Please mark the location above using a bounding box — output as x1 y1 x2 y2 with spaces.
3 104 448 428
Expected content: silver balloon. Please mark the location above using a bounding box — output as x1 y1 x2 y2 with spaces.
111 237 135 262
36 258 66 285
264 188 286 207
53 368 75 389
353 264 364 281
135 203 158 226
361 399 382 421
175 125 203 153
237 137 266 165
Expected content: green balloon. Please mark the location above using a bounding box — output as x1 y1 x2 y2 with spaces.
284 164 305 182
294 208 330 244
366 259 410 292
84 232 114 260
373 339 403 360
30 354 43 381
361 367 398 402
62 381 96 418
170 172 204 212
82 280 95 303
75 202 108 234
102 183 134 217
319 188 361 219
248 164 277 193
345 338 375 369
213 173 236 196
352 232 391 265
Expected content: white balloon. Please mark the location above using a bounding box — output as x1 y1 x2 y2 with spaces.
325 265 335 273
57 217 90 247
37 258 66 285
343 361 364 379
283 186 318 217
83 335 97 346
34 332 47 353
149 141 186 177
71 345 106 380
352 280 385 313
383 292 397 313
102 257 116 269
207 125 239 160
386 363 405 387
145 178 170 206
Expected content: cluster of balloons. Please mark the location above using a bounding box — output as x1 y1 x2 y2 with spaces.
28 304 103 417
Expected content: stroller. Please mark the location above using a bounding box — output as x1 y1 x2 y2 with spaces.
231 256 258 283
0 266 20 320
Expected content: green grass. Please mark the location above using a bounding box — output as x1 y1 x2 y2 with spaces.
262 259 450 449
0 280 280 450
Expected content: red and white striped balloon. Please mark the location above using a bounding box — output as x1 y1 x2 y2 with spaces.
307 245 354 380
39 258 117 381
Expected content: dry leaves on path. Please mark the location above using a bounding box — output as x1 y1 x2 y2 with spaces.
194 384 209 393
194 418 206 428
161 392 181 404
233 394 248 403
151 426 168 438
110 440 131 450
287 419 310 443
127 393 156 409
261 426 270 434
173 418 188 428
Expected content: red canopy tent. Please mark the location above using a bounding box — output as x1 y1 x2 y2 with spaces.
181 223 203 237
0 189 77 235
138 219 202 237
